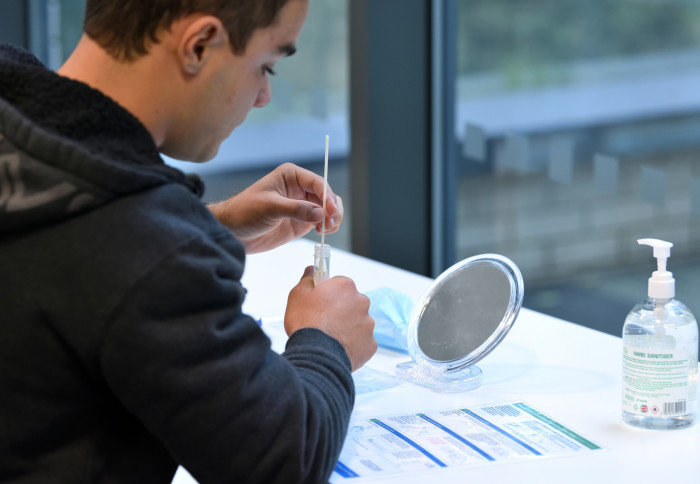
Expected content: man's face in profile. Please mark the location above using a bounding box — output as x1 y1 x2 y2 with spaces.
178 0 308 163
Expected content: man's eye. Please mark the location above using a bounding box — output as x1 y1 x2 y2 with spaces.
262 65 276 76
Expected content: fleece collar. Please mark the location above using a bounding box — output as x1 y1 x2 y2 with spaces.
0 44 203 234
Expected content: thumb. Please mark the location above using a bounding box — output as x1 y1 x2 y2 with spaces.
294 265 315 291
300 265 314 280
277 198 324 224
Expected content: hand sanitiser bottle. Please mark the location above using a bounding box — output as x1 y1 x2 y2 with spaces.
622 239 698 429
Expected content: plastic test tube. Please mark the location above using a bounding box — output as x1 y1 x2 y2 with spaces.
314 243 331 286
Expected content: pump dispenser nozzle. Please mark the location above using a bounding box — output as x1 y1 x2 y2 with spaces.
637 238 675 299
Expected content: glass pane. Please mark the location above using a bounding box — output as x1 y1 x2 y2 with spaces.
58 0 83 59
454 0 700 335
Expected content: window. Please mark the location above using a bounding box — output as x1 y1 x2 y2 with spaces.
453 0 700 333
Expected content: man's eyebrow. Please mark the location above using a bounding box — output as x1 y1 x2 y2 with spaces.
278 44 297 57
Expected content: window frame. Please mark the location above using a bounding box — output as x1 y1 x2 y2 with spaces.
350 0 453 277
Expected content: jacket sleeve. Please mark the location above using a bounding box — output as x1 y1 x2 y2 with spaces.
97 234 354 484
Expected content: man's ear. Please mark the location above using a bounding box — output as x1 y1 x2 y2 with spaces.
179 16 227 76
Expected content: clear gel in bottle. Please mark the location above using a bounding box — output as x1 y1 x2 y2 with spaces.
622 239 698 430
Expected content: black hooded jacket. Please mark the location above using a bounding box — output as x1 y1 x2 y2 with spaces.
0 44 354 484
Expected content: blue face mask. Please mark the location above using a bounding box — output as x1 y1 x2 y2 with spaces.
366 287 414 354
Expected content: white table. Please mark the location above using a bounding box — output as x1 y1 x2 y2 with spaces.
174 239 699 483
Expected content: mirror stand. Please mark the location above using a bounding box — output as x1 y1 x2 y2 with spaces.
395 359 483 393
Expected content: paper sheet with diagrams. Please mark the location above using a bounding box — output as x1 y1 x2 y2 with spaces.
331 401 603 480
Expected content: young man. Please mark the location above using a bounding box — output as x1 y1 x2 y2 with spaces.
0 1 376 483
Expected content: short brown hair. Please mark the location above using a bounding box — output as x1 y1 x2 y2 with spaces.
84 0 290 62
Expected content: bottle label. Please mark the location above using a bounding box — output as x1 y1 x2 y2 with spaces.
622 345 692 417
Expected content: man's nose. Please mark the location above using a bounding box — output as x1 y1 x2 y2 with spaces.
254 77 271 108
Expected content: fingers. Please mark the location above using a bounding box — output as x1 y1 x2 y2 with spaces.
312 194 344 235
325 195 343 234
278 163 342 221
285 275 377 372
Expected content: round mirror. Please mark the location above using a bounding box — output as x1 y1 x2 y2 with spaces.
397 254 524 392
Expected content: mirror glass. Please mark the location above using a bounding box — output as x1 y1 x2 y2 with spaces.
417 261 511 361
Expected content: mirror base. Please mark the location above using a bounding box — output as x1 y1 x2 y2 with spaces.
396 360 483 392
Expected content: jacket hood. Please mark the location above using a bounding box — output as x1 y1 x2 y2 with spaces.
0 44 203 235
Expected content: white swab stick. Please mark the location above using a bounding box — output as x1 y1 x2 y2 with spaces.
314 135 331 287
320 134 329 251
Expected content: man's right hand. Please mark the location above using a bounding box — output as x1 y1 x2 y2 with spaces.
285 266 377 372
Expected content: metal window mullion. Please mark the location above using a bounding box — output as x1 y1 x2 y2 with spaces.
431 0 457 276
350 0 432 275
